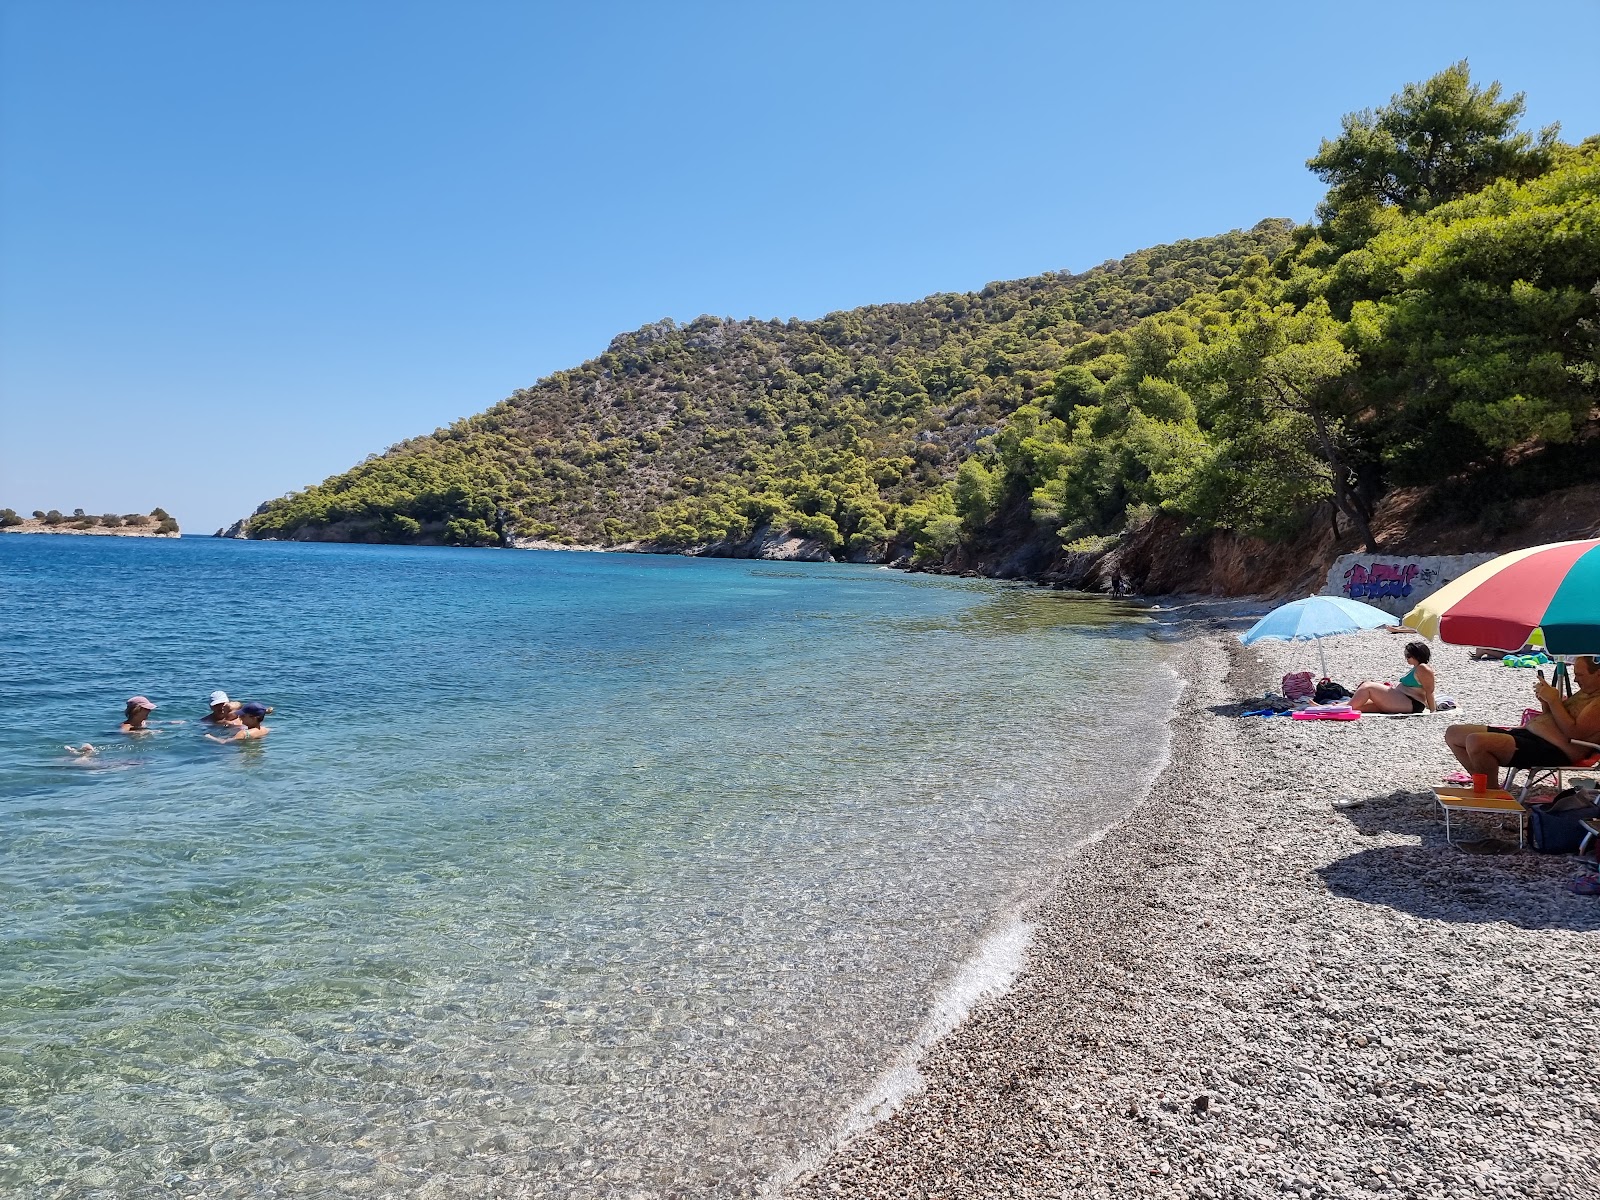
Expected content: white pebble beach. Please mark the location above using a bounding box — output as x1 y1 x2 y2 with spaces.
791 626 1600 1198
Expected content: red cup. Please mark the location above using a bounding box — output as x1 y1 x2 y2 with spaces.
1471 773 1488 795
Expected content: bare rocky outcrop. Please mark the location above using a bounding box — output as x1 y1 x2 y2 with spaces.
921 473 1600 601
216 501 277 539
685 522 835 563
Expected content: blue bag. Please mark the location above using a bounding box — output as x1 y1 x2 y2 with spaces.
1528 796 1600 854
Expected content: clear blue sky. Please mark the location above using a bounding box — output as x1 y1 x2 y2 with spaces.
3 1 1597 534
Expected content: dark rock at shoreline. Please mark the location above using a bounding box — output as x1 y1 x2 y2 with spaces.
683 523 834 563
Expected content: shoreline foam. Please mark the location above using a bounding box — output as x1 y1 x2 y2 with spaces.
771 650 1189 1194
790 629 1599 1197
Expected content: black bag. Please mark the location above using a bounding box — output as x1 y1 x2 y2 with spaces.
1528 789 1600 854
1314 679 1352 704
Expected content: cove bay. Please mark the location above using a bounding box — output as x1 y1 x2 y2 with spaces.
0 535 1176 1198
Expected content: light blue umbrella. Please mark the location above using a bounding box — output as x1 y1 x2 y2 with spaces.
1240 595 1393 678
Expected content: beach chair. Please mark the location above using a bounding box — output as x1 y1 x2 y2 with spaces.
1579 816 1600 866
1503 739 1600 804
1432 785 1528 848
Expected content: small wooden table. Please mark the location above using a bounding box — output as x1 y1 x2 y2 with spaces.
1432 786 1526 848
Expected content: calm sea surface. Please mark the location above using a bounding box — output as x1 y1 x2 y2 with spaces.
0 536 1176 1199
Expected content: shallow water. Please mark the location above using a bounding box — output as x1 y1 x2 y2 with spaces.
0 537 1175 1198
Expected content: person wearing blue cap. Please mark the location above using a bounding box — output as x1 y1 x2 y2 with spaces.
204 702 271 744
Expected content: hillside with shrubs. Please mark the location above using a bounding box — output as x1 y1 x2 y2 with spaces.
236 64 1599 575
0 508 179 535
238 222 1290 553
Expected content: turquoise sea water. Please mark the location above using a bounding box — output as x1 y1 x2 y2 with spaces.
0 536 1176 1198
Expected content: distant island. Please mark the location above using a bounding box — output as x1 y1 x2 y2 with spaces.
0 507 180 537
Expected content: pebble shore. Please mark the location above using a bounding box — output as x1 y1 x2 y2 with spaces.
791 629 1600 1198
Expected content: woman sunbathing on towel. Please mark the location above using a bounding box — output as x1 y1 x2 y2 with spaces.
1444 655 1600 789
1350 641 1436 714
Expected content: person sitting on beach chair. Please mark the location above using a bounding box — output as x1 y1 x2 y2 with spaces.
1444 655 1600 789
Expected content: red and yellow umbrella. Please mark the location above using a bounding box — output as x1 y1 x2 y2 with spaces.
1403 538 1600 654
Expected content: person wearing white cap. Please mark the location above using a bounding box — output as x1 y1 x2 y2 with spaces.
202 691 242 726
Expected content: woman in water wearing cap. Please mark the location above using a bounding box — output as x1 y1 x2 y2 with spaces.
64 695 158 755
205 702 271 744
121 696 159 732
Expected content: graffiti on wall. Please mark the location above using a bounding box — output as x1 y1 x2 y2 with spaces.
1323 552 1495 616
1342 561 1430 601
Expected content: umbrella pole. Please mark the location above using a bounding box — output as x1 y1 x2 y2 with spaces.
1318 641 1327 680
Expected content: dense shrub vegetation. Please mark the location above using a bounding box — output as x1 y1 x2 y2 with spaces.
956 65 1598 555
246 224 1292 549
245 64 1598 560
1 507 177 532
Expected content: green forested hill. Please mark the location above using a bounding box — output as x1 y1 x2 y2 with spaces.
242 64 1599 570
242 223 1294 550
948 68 1597 563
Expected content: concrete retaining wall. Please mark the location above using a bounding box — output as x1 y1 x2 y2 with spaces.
1321 552 1496 617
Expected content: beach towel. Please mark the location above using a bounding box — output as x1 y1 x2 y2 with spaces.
1385 695 1458 717
1292 705 1360 721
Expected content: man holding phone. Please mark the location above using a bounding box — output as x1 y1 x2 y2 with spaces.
1444 655 1600 789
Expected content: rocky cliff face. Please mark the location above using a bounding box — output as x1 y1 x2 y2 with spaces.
480 522 848 562
955 476 1600 599
219 478 1600 592
1088 514 1337 598
906 487 1349 598
668 523 837 563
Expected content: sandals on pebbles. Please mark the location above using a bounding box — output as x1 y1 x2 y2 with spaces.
1455 838 1518 855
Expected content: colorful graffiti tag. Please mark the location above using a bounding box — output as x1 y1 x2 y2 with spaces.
1324 552 1493 615
1342 561 1426 601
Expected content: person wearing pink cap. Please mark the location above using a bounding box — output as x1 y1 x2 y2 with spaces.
122 696 158 732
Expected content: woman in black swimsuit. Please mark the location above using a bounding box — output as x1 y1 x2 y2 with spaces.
1351 641 1436 714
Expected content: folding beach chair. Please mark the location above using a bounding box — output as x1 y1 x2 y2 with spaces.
1501 664 1600 800
1579 816 1600 866
1503 740 1600 803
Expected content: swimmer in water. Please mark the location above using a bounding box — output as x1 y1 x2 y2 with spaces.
122 696 159 732
205 702 270 744
64 743 99 759
202 690 242 725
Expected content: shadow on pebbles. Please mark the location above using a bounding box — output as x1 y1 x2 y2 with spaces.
791 630 1599 1199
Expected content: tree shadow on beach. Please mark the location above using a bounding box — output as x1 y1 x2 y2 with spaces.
1319 789 1600 932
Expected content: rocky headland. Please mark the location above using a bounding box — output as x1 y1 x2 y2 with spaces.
1 513 179 538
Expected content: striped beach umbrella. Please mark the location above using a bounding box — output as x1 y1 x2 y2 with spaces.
1403 538 1600 654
